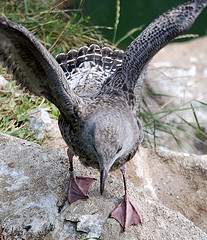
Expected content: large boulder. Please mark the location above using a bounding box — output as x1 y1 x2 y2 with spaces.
0 132 207 240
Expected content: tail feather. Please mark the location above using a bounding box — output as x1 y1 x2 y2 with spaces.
67 49 78 72
101 47 113 73
111 49 124 74
56 53 68 75
56 44 124 78
76 46 88 67
85 44 102 66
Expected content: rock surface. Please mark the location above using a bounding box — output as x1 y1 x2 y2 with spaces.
1 132 207 240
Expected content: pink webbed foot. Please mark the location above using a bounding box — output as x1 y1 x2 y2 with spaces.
109 165 142 231
67 149 96 204
110 193 142 231
68 173 96 204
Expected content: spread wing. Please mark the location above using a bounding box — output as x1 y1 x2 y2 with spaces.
0 17 79 121
123 0 207 110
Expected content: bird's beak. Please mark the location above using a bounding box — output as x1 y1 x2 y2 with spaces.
100 168 108 195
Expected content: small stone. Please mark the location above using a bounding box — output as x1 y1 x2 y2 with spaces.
77 214 102 237
0 75 8 89
28 108 53 140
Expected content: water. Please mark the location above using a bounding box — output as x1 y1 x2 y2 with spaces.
82 0 207 49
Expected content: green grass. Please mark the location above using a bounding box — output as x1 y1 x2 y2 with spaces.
140 94 207 152
0 0 110 57
112 0 144 47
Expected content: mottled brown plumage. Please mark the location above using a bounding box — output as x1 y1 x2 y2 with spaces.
0 0 206 231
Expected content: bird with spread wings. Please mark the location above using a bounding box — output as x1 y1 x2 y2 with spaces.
0 0 206 231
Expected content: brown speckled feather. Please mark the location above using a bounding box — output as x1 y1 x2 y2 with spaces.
56 44 124 97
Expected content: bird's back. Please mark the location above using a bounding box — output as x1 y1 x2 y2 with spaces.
56 44 123 97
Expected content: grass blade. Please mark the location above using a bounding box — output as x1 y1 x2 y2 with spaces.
112 0 120 44
115 26 143 47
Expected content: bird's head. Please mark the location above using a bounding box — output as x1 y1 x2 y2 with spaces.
83 108 141 194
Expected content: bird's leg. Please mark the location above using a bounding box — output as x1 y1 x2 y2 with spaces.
110 164 142 231
67 149 96 204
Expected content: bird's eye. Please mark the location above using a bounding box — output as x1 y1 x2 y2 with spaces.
116 147 122 154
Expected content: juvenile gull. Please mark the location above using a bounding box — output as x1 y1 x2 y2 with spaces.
0 0 206 231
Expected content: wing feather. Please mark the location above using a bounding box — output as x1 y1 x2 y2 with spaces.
0 17 79 121
123 0 207 108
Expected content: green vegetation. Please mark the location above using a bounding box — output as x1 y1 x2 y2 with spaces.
140 95 207 151
0 0 110 57
112 0 143 47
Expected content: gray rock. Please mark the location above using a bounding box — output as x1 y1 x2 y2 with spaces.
137 148 207 233
0 132 207 239
0 75 8 89
28 108 53 140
